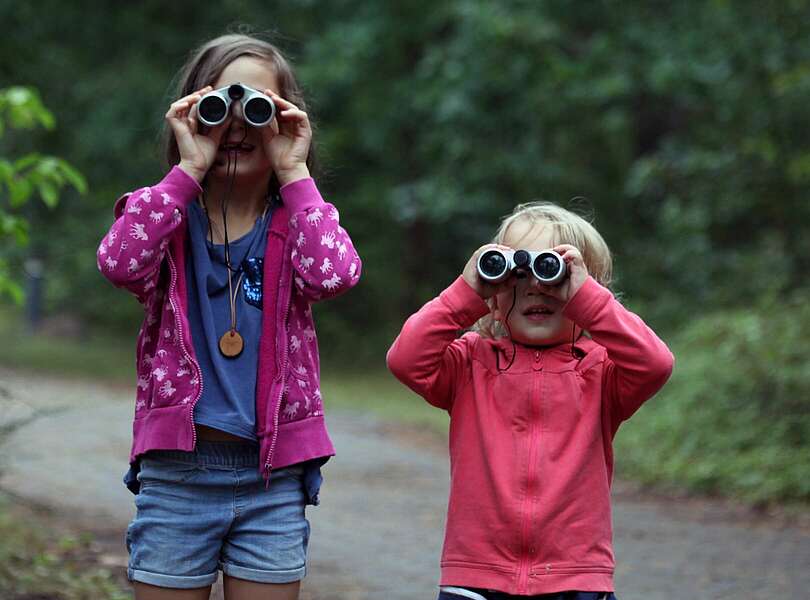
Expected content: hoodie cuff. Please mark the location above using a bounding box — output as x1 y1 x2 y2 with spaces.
440 276 492 328
162 165 204 207
562 276 613 327
280 177 325 214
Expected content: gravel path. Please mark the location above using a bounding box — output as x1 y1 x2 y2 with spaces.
1 368 808 599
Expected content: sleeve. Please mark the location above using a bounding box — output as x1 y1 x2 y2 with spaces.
563 276 675 432
96 166 202 305
282 177 362 302
386 276 490 411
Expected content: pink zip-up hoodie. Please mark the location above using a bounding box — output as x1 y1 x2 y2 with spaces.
387 276 673 595
97 166 361 479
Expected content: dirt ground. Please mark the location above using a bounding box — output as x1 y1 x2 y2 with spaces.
1 368 808 599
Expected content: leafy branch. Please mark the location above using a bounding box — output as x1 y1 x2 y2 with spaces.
0 86 87 302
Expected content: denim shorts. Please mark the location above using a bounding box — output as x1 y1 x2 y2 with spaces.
126 441 319 589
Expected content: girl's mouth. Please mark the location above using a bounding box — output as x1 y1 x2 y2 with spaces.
219 142 255 154
523 305 555 322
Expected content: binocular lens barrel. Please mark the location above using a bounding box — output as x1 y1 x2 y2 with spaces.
244 97 273 125
198 95 228 124
478 250 509 282
533 251 566 284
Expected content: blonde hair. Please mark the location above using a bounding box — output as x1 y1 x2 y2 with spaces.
475 201 613 339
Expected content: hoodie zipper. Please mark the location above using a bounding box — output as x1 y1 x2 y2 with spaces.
517 351 542 593
263 237 293 485
166 251 203 451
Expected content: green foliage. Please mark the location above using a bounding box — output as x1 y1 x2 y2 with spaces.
2 1 807 338
0 495 129 600
615 295 810 505
272 0 810 359
0 85 87 303
0 86 55 134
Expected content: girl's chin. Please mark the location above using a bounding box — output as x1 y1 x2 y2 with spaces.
512 325 570 347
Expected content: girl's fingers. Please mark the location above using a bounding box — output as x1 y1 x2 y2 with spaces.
279 108 309 123
179 86 212 104
553 245 583 265
187 102 199 135
553 244 578 255
277 110 311 140
167 87 211 118
165 100 190 119
260 120 278 145
270 93 311 127
268 91 296 109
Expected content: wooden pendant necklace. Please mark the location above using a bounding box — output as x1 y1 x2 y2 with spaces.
219 269 246 358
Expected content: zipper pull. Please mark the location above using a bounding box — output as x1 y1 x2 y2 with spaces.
263 464 272 490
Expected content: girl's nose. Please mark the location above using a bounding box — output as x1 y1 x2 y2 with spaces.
526 277 552 296
229 102 248 129
231 101 244 120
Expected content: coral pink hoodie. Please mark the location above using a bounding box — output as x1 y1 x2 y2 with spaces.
387 276 673 595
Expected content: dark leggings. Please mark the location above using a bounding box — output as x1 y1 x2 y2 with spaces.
437 591 617 600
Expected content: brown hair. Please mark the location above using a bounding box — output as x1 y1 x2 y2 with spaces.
475 201 613 339
160 33 318 195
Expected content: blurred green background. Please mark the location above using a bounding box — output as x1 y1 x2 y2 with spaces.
1 0 809 506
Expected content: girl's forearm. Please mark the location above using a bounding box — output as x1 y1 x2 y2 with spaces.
564 276 674 419
98 166 201 301
283 178 362 301
387 277 488 407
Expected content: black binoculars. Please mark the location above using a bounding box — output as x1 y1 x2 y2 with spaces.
477 248 567 285
197 83 275 128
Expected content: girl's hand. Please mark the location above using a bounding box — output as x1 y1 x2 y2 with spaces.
261 91 312 185
534 244 589 303
165 86 230 182
462 244 518 299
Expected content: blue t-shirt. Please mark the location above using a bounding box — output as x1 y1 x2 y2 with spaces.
185 200 271 440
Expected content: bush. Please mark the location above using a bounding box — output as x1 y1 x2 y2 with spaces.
615 293 810 505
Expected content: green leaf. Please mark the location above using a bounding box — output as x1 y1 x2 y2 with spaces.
13 153 43 171
38 180 58 208
0 159 13 187
8 177 33 207
0 86 55 131
0 269 24 305
0 213 29 245
57 161 88 194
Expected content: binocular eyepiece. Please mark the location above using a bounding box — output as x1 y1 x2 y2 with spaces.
477 248 567 285
197 83 275 128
